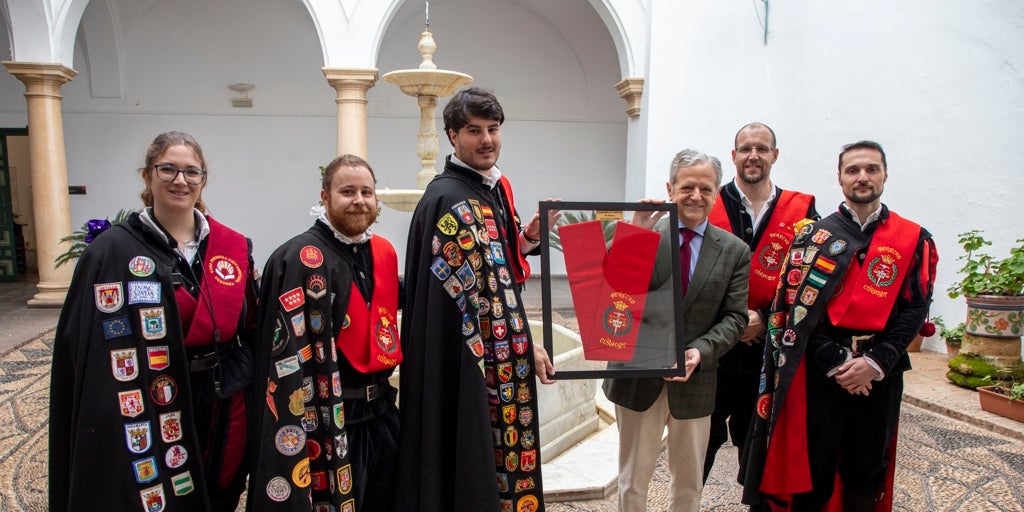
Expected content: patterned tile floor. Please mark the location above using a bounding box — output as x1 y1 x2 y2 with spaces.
2 333 1023 511
547 402 1024 511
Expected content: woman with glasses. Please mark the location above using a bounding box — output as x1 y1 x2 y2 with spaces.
49 131 257 512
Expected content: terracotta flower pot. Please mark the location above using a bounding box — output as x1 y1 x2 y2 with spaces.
945 343 960 360
977 385 1024 423
906 335 923 352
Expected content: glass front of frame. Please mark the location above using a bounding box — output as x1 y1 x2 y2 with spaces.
539 201 686 379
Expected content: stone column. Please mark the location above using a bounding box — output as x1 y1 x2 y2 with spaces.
3 62 77 307
322 68 378 159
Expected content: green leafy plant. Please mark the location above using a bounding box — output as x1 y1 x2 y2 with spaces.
932 316 965 347
947 230 1024 298
547 211 617 253
982 366 1024 401
55 209 136 268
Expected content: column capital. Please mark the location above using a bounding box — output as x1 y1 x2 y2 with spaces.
3 61 77 86
323 68 379 91
615 77 644 118
323 68 377 159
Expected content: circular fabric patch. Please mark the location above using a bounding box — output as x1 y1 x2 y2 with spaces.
756 394 772 419
266 476 291 502
164 444 188 469
275 424 306 456
292 458 311 488
299 245 324 268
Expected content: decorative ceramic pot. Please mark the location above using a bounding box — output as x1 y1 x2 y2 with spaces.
961 295 1024 369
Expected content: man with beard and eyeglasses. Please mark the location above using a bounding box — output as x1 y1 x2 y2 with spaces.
741 140 938 511
703 122 818 483
248 154 402 512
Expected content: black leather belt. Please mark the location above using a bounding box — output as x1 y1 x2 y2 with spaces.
188 337 242 373
341 383 386 402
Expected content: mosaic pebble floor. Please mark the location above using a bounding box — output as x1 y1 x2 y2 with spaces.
2 335 1022 511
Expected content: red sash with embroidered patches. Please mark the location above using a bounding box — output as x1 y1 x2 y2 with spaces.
176 217 249 347
826 212 920 331
335 236 402 372
559 220 661 361
760 359 812 500
710 190 813 309
498 175 532 284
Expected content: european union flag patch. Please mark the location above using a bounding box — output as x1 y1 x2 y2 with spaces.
103 316 133 340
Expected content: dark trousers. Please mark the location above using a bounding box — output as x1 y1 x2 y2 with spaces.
704 368 759 483
347 401 402 512
790 368 904 510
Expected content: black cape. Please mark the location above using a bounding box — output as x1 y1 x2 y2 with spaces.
248 221 400 511
49 213 253 512
395 160 545 512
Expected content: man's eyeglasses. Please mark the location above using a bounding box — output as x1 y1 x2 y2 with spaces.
153 163 206 185
735 145 775 155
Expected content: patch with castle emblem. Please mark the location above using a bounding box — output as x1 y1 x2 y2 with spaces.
110 348 138 382
300 245 324 268
128 256 156 277
94 282 124 313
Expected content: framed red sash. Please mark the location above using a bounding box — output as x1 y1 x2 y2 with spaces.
559 220 661 361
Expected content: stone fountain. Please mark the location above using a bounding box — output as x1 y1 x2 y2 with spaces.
378 23 472 211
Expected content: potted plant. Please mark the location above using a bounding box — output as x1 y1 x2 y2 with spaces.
947 230 1024 369
932 316 964 360
55 209 135 268
977 367 1024 423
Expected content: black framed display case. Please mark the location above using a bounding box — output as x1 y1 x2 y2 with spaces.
538 201 688 379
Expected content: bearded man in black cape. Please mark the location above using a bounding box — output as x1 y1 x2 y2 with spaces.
248 154 402 512
395 87 555 512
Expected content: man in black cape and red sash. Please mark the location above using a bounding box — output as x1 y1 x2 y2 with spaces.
248 155 402 511
704 122 818 481
396 87 555 512
741 141 938 511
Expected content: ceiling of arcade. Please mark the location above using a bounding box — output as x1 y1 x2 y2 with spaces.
0 0 627 122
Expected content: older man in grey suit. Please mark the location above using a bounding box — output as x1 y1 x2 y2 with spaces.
603 149 750 511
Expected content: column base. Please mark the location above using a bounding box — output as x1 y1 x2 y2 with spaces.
27 281 69 308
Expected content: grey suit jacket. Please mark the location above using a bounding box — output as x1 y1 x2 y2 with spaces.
603 220 750 419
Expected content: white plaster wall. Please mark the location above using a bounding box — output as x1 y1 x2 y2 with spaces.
9 0 1021 354
3 0 627 274
643 0 1024 352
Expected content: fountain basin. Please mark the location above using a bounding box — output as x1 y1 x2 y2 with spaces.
531 320 599 461
377 188 425 212
380 68 472 98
